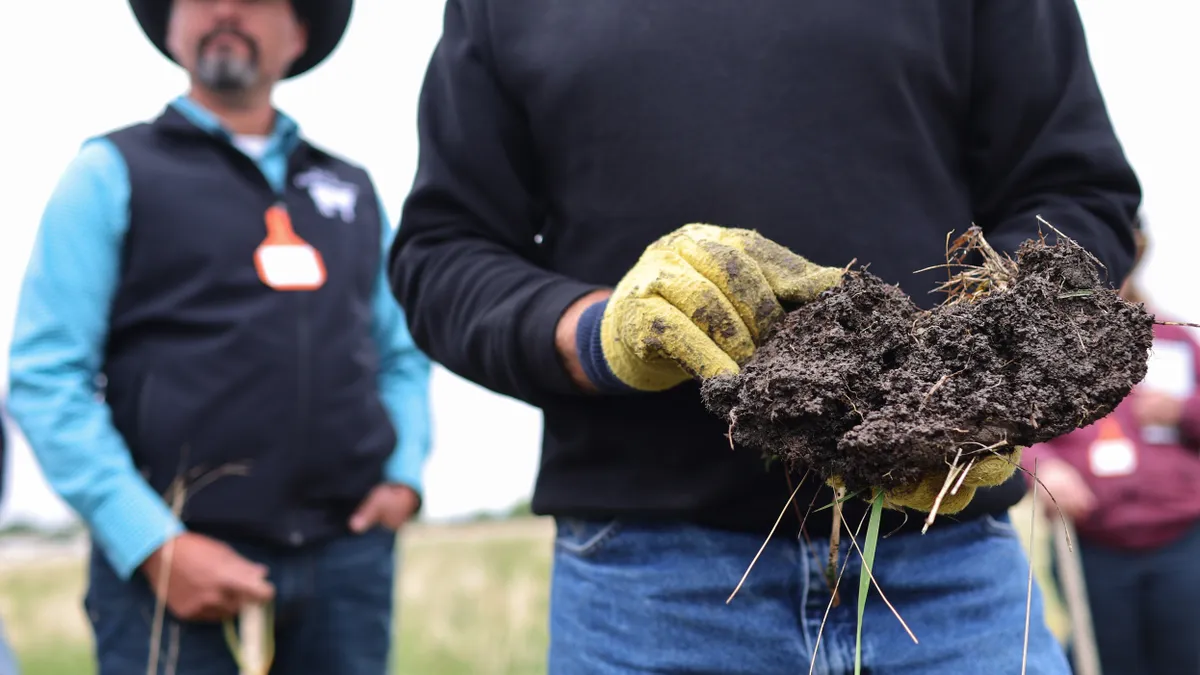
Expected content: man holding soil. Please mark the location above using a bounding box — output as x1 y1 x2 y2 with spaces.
391 1 1141 672
7 1 431 672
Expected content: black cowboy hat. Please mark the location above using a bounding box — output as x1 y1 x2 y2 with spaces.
128 0 354 79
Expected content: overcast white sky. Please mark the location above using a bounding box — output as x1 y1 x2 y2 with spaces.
0 1 1197 528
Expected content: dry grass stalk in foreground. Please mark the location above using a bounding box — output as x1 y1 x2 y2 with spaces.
146 454 258 675
224 602 274 675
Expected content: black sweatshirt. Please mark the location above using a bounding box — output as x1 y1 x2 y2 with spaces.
390 0 1142 539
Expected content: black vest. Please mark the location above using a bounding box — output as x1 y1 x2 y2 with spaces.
102 107 396 548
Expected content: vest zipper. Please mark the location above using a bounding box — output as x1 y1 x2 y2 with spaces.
296 285 312 459
215 137 314 546
288 198 312 547
269 160 306 546
288 290 311 546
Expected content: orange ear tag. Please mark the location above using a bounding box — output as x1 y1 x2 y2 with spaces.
1088 417 1137 478
254 205 326 291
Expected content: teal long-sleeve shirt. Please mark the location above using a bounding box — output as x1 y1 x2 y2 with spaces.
7 96 432 580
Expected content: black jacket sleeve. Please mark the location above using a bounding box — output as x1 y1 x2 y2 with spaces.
967 0 1142 285
388 0 604 404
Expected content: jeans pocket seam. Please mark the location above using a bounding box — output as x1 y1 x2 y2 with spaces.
556 519 622 557
981 514 1020 539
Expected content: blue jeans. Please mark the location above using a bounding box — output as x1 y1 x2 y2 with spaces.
85 527 397 675
1066 519 1200 675
0 616 18 675
549 512 1069 674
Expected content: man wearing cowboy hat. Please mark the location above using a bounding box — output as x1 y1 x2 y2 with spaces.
7 0 430 672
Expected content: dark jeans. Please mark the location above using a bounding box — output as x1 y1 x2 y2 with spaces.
1070 520 1200 675
84 527 397 675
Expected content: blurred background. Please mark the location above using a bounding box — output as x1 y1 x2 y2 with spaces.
0 1 1196 673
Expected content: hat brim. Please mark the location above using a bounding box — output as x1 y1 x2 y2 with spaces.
129 0 353 80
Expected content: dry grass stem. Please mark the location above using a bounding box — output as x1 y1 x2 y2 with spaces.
836 508 919 644
147 454 259 675
989 450 1075 553
165 623 180 675
808 510 869 675
921 374 950 409
925 225 1019 307
796 481 839 597
727 474 807 604
147 469 189 675
1022 460 1039 675
950 457 976 496
827 487 846 607
238 603 271 675
1053 519 1103 675
1034 216 1107 275
922 449 964 534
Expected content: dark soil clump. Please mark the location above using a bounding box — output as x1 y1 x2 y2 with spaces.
701 231 1156 494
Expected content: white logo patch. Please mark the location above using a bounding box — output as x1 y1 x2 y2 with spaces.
294 168 359 223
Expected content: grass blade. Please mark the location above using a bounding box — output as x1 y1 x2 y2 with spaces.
837 510 918 645
812 489 863 513
855 491 885 675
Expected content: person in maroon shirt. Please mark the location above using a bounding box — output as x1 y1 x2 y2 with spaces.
1025 224 1200 675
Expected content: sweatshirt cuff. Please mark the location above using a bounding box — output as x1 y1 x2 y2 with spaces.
575 299 638 393
90 480 185 580
524 281 610 396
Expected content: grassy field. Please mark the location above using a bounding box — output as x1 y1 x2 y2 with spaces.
0 502 1067 674
0 518 555 675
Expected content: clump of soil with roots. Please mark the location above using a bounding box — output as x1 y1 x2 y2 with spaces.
702 221 1174 673
702 223 1156 502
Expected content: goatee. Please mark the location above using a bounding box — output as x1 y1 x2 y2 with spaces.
195 27 260 92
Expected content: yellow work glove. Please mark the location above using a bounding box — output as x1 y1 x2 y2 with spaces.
580 223 845 392
829 448 1023 514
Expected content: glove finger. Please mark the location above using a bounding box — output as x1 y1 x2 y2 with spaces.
665 232 785 341
634 248 758 366
717 228 846 303
598 328 691 391
606 294 741 382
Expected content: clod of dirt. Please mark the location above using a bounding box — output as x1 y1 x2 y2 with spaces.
701 228 1156 495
